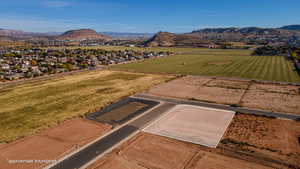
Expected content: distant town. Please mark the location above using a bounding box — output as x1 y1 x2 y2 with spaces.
0 48 170 81
1 26 300 82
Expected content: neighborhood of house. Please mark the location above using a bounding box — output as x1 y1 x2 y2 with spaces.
26 39 144 47
0 48 170 81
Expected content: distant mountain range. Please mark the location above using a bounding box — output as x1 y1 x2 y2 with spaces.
99 32 154 39
279 25 300 31
0 28 154 41
1 25 300 46
145 26 300 47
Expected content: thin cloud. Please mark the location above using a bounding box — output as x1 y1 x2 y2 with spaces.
44 0 70 8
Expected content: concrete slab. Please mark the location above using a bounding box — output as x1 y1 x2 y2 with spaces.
143 105 235 148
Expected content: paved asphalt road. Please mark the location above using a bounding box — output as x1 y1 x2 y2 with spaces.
49 102 175 169
48 93 300 169
134 93 300 121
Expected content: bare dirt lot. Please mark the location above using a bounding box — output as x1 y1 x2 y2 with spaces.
249 83 300 95
149 77 247 105
241 83 300 114
0 118 111 169
148 76 300 114
221 113 300 168
193 86 245 105
88 126 297 169
205 79 250 89
148 77 202 99
87 114 300 169
241 90 300 115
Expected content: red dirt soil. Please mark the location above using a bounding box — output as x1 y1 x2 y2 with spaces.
0 118 111 169
205 79 250 89
148 76 300 114
241 90 300 115
149 76 247 105
193 86 245 105
221 114 300 167
249 83 300 95
148 78 200 99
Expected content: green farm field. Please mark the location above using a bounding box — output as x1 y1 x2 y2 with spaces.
110 47 300 83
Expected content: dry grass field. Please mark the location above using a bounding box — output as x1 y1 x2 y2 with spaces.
0 70 171 143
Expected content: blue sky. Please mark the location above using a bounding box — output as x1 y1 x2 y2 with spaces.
0 0 299 33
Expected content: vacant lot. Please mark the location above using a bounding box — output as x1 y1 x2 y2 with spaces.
221 113 300 168
241 88 300 115
111 47 300 83
149 76 300 114
87 129 295 169
0 70 171 143
87 114 300 169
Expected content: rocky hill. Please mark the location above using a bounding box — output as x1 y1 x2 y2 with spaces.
145 32 176 47
145 32 210 47
56 29 111 40
145 27 300 47
190 27 300 44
